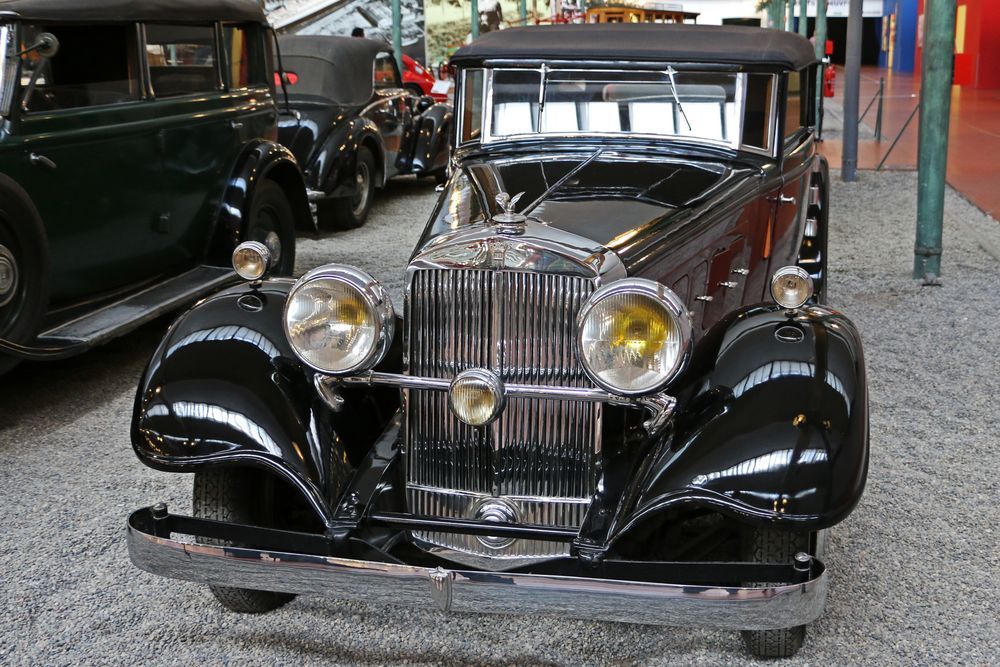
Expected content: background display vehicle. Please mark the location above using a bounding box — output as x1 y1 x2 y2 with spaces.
127 24 868 659
401 53 448 103
0 0 312 374
276 35 452 229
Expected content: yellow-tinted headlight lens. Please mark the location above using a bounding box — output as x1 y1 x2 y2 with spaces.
578 281 690 395
770 266 814 309
283 266 394 374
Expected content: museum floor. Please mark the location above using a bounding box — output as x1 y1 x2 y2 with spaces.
818 65 1000 221
1 170 997 665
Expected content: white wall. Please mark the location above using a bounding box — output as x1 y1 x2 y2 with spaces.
681 0 764 25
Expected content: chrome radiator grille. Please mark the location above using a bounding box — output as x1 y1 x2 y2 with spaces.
406 269 600 568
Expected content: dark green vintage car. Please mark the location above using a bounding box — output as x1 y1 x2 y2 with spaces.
0 0 312 373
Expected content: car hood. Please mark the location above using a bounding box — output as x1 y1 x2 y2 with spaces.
416 154 761 263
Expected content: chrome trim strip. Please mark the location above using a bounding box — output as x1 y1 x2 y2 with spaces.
128 514 829 630
329 372 676 435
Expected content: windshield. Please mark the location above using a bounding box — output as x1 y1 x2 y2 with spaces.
0 24 16 117
461 67 775 152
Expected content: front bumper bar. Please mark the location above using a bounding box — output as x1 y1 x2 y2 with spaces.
127 507 828 630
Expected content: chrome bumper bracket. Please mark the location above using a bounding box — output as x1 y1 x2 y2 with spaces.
128 507 828 631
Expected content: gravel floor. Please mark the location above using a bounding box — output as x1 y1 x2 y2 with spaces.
1 172 998 666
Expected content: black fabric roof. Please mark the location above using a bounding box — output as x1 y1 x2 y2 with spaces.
278 35 387 106
451 24 817 70
0 0 265 23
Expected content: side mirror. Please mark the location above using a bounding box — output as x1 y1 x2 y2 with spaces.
21 32 59 59
416 95 434 114
19 32 60 110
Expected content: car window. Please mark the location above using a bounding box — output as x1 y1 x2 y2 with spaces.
488 68 739 145
222 24 263 89
460 68 484 143
742 73 775 152
145 24 219 97
373 53 398 89
20 24 140 112
784 70 803 140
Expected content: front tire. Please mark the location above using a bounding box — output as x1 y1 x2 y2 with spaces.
246 180 296 277
192 469 296 613
323 146 376 230
739 527 811 658
0 179 50 376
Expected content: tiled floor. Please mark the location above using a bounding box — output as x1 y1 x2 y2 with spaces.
819 65 1000 220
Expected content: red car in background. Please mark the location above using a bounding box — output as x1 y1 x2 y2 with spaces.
402 54 449 102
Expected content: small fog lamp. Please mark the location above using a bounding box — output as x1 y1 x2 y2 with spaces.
449 369 505 427
232 241 271 281
770 266 814 309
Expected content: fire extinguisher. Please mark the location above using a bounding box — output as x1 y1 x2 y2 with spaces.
824 63 836 98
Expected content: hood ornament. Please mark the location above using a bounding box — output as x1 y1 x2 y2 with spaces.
491 192 526 235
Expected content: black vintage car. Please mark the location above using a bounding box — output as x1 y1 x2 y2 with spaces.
276 35 452 229
126 24 868 659
0 0 311 374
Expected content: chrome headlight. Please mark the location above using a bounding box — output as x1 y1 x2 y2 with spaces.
283 265 394 374
577 278 691 396
232 241 271 281
770 266 813 309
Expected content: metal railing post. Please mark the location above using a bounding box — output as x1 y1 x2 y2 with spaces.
914 0 957 281
798 0 808 36
471 0 480 39
874 77 884 139
841 0 863 181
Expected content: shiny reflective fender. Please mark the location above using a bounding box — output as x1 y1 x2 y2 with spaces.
406 103 452 177
311 117 387 198
130 280 401 525
618 303 868 539
213 140 313 248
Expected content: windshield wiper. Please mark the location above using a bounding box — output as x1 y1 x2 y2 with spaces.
666 66 692 132
521 148 603 217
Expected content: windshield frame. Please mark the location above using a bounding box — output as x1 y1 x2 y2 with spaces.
460 64 779 157
0 22 17 119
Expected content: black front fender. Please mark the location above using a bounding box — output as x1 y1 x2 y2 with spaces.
212 140 312 253
131 280 400 525
314 118 384 197
409 103 453 176
618 303 868 537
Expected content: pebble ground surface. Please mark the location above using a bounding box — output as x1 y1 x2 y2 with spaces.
1 172 998 666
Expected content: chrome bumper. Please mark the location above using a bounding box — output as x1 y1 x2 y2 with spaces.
127 508 828 630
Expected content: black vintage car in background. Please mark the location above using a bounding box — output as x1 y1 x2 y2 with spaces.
276 35 452 229
126 24 868 659
0 0 311 375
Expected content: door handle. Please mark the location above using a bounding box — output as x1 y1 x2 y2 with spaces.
230 120 244 131
29 152 56 170
769 194 795 204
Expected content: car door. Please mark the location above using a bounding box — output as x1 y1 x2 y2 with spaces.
143 22 270 270
768 70 813 275
13 21 162 303
370 51 408 178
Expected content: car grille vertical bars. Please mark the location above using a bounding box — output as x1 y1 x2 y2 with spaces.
406 268 601 564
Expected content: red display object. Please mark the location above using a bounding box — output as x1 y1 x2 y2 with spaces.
915 0 1000 89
